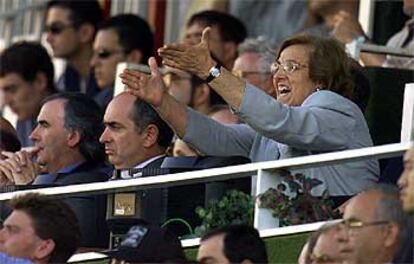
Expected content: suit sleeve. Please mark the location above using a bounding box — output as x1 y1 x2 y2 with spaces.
183 107 255 157
235 83 362 151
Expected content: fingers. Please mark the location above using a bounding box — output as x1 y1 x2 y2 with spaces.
161 58 182 70
0 162 14 184
1 152 21 173
148 57 161 78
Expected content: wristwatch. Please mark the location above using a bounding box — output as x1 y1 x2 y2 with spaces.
205 63 222 83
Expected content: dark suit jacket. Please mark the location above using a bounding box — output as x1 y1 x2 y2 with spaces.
109 156 167 226
0 161 111 248
138 156 168 225
52 161 111 248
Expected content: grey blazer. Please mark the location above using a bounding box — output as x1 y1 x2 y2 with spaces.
184 83 379 196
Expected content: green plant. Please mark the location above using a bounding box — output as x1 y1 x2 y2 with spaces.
258 170 337 226
194 189 254 236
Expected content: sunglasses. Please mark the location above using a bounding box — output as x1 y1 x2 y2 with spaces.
94 49 123 59
45 23 74 35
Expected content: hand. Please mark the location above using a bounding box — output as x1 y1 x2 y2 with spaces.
0 148 40 185
158 27 215 79
120 57 167 107
332 11 365 44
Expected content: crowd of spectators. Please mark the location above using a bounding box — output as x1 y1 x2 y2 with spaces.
0 0 412 263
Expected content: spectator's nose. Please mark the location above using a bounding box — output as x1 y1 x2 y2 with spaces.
99 128 110 143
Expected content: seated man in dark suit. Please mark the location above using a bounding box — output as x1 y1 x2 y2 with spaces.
100 92 174 224
0 92 110 248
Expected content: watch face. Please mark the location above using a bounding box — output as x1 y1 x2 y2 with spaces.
211 67 221 77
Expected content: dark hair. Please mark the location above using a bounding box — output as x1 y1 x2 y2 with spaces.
201 224 268 263
130 98 174 149
42 92 105 162
277 35 354 100
0 130 20 152
98 14 154 63
349 59 370 112
9 193 80 263
46 0 103 30
0 41 56 93
187 10 247 44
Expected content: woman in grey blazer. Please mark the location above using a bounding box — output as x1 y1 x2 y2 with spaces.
120 33 379 200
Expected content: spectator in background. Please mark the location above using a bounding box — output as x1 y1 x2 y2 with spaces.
100 92 173 223
105 221 186 263
0 117 20 157
0 42 56 147
184 10 247 70
398 147 414 212
306 0 359 38
306 222 347 264
45 0 102 96
0 93 109 248
0 193 80 263
233 37 274 97
208 104 239 125
229 0 309 47
91 14 154 109
339 184 409 264
331 0 414 69
197 225 268 264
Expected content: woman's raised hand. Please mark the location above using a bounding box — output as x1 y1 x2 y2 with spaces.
120 57 166 107
158 27 215 79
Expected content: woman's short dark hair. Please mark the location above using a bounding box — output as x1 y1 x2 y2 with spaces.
277 35 354 100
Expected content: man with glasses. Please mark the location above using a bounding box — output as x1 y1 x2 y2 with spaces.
338 184 408 264
91 14 153 109
45 0 102 96
232 38 275 97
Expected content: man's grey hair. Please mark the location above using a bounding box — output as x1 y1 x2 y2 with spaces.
364 184 405 228
237 37 275 74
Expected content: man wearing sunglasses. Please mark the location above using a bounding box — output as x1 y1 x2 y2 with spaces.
338 184 410 264
91 14 153 109
45 0 102 97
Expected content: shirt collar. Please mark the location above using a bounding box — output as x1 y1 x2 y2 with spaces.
120 155 165 179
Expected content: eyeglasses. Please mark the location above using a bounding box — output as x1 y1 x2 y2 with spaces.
45 22 74 35
340 219 390 230
270 60 307 75
94 49 123 59
232 69 271 78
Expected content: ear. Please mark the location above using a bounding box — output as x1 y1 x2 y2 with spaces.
33 72 48 92
192 84 210 108
241 260 254 264
142 124 159 148
33 239 55 261
126 50 143 64
67 130 81 148
78 23 95 44
383 222 400 248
